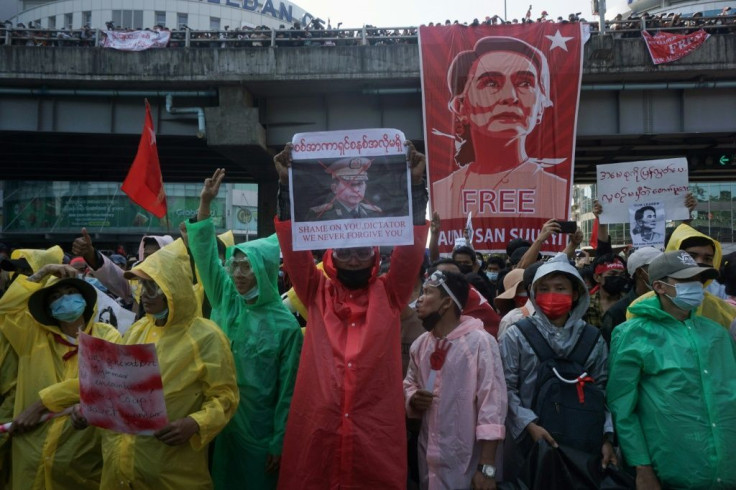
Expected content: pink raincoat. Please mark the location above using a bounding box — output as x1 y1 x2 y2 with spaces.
404 316 507 490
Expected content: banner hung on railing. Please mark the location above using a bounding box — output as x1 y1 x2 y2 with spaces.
102 30 171 51
419 23 583 253
642 29 710 65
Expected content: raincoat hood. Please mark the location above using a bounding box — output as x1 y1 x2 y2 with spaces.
131 238 196 328
137 234 174 262
11 245 64 273
666 224 722 269
322 247 381 287
218 230 235 248
627 294 681 323
226 234 282 308
529 253 590 327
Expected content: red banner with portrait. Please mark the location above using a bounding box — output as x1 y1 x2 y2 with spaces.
419 23 583 253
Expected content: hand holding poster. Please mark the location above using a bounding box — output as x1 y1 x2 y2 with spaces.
419 23 583 252
289 128 414 251
78 333 168 435
596 158 690 224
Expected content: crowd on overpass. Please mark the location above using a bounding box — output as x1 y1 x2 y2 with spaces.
2 8 735 48
1 144 736 489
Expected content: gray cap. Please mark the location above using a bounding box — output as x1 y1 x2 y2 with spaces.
627 247 662 275
648 250 718 285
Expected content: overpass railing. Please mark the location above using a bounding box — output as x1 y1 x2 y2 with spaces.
1 16 735 48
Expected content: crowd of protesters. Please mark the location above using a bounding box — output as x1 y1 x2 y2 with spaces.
1 142 735 489
2 7 736 48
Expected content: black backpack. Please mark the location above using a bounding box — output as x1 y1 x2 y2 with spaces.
516 318 606 454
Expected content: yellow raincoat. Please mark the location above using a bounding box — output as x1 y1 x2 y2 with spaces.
628 224 736 327
0 279 120 490
45 239 238 489
0 246 65 487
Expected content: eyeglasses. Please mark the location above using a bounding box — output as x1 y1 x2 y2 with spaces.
332 247 375 261
424 270 463 312
140 279 164 298
226 257 253 276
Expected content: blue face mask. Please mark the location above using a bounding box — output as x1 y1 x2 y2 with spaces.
664 281 704 311
151 308 169 320
241 287 259 301
50 293 86 323
485 271 499 282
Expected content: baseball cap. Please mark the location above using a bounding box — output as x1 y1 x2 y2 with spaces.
648 251 718 285
626 247 662 276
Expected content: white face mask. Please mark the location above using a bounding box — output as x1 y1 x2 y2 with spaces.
241 286 259 301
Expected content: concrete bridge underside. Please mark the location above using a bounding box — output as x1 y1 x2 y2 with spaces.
1 34 736 235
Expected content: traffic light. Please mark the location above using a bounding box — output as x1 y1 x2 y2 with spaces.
718 154 735 166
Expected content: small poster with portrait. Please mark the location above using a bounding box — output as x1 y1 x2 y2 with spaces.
629 202 666 251
289 128 414 251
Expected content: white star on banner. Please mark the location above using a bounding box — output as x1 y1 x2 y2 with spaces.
545 30 574 51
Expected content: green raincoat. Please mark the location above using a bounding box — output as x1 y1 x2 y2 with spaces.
187 218 302 490
608 296 736 488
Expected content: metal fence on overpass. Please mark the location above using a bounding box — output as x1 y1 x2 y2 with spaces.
2 15 735 48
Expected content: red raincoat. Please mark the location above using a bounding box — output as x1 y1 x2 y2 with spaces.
275 218 428 490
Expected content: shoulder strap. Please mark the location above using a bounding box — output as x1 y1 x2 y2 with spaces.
568 324 602 366
515 318 556 362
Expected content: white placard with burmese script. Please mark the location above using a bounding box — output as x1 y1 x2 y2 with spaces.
289 129 414 251
596 158 690 224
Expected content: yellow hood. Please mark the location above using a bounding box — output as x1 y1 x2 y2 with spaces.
131 238 197 329
217 230 235 248
666 224 722 269
11 245 64 273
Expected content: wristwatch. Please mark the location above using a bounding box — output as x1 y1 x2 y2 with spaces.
477 464 496 479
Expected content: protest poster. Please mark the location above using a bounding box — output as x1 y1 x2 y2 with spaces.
642 30 710 65
289 128 413 251
419 23 583 253
630 202 666 250
596 158 690 224
78 333 168 435
101 30 171 51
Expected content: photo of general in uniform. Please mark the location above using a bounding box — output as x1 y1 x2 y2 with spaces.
306 157 382 220
291 154 411 223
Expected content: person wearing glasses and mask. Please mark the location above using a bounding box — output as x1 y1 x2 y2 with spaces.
404 270 507 490
34 241 238 489
608 251 736 489
272 141 429 490
186 169 303 490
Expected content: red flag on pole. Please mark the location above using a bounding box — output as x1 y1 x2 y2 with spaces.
121 100 167 219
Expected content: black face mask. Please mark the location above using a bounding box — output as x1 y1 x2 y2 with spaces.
421 310 443 332
602 275 629 295
337 267 372 290
457 264 473 275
